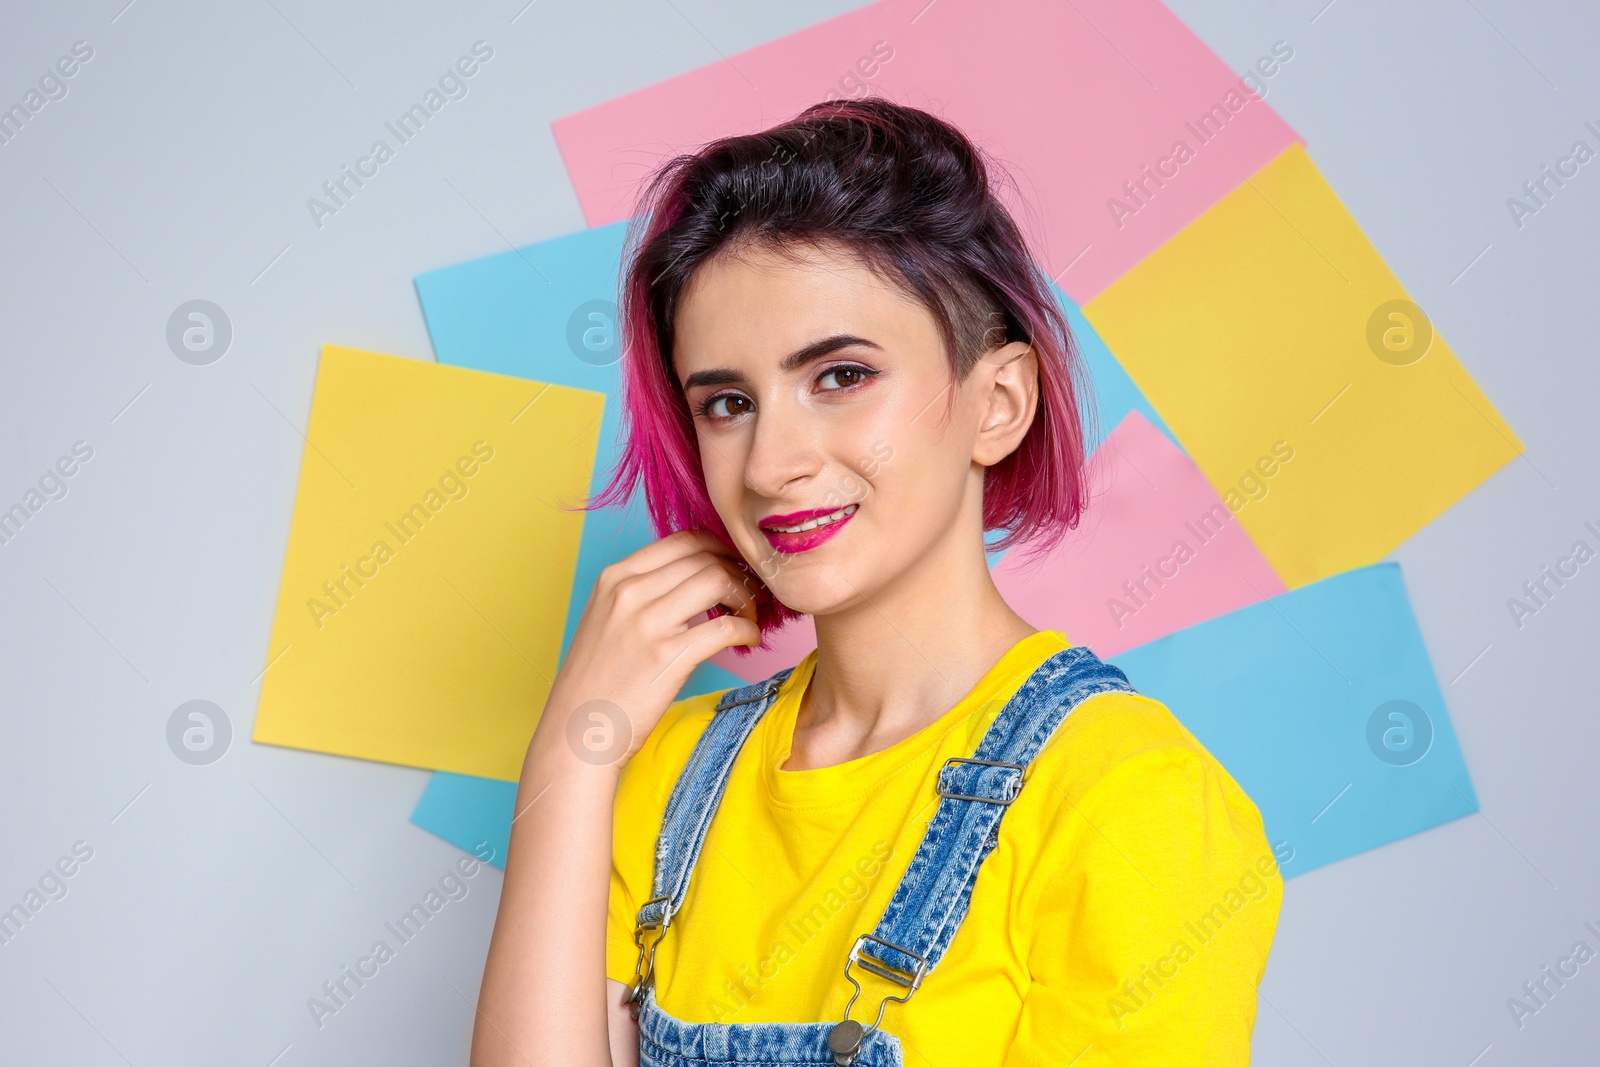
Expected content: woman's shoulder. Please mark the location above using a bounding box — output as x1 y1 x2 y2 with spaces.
1018 688 1281 941
1031 686 1264 834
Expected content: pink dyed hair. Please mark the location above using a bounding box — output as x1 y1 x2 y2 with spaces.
582 97 1099 652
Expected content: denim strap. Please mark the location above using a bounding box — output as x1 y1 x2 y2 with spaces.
636 667 797 929
856 645 1135 981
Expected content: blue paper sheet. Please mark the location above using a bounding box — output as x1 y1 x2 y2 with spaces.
1110 561 1478 878
1059 285 1177 455
408 221 1173 862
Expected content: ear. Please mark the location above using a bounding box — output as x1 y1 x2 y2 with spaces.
972 341 1039 466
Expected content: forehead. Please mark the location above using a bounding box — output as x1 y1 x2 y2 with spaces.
671 239 933 378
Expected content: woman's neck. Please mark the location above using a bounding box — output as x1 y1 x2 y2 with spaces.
782 528 1038 772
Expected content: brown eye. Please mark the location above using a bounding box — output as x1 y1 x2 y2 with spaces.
819 364 873 391
701 393 752 419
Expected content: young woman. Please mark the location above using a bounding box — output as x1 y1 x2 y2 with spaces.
472 98 1281 1066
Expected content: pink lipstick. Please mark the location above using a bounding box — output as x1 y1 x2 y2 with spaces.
759 502 859 554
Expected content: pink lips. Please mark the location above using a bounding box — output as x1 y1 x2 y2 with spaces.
759 504 857 554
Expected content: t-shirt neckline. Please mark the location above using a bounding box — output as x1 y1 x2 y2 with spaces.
757 630 1073 810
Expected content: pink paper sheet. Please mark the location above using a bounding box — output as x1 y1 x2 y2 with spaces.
552 0 1300 301
993 410 1287 658
711 410 1285 682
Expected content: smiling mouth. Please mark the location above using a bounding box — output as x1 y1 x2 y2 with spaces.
758 502 859 554
758 502 857 531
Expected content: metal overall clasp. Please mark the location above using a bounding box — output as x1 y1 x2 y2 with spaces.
935 756 1026 805
826 933 927 1066
626 895 675 1022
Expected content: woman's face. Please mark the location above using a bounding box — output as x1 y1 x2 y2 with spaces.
671 238 1034 617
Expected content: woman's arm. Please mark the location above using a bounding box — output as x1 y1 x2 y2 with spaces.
1002 747 1283 1066
469 530 762 1067
606 979 640 1067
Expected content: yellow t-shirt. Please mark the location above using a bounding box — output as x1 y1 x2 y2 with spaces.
606 630 1283 1065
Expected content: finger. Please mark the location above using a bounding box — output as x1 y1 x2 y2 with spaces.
672 559 758 627
600 529 740 587
707 555 764 621
651 560 762 632
614 549 764 620
646 611 762 699
681 609 763 662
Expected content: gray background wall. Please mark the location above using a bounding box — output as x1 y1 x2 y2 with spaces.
1 1 1595 1064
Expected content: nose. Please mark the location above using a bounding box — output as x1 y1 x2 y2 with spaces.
740 393 820 499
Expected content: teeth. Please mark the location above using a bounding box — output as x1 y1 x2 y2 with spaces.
770 503 857 535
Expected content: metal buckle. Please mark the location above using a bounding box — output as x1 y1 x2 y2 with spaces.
626 895 675 1019
935 756 1026 805
827 932 927 1063
717 677 784 711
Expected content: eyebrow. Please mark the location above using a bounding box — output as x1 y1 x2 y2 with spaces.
679 333 882 391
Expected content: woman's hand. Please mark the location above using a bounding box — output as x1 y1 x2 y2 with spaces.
471 529 764 1067
539 528 765 768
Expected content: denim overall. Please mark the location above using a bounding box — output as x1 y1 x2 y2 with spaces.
626 645 1136 1066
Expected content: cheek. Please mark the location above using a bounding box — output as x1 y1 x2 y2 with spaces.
696 430 744 509
883 398 963 469
819 471 869 511
824 419 898 503
831 400 930 500
695 431 768 561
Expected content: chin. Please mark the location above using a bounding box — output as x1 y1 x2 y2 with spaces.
762 562 875 618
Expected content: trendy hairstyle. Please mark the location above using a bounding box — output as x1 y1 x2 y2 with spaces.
582 96 1099 651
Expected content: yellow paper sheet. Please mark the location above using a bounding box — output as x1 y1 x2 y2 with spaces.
252 345 603 780
1085 143 1523 589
